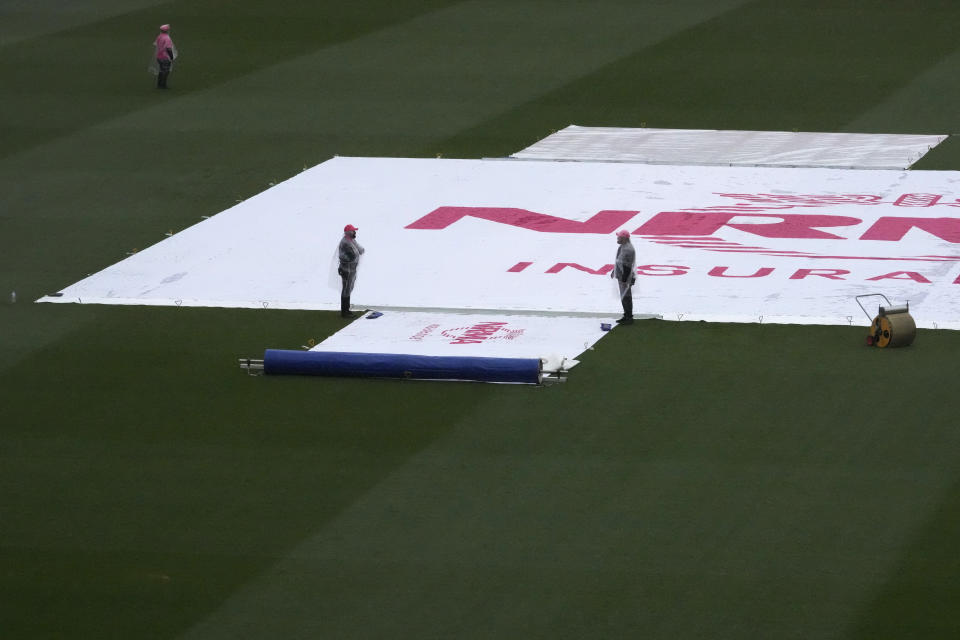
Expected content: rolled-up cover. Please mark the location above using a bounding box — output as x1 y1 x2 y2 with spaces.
263 349 541 384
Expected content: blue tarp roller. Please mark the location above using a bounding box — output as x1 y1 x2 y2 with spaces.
263 349 542 384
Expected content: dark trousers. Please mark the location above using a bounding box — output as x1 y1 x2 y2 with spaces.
157 59 172 88
340 269 357 316
618 280 633 318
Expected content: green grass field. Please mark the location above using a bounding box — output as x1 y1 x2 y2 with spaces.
3 1 960 637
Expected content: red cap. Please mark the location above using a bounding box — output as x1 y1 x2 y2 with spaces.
344 224 358 233
616 229 630 238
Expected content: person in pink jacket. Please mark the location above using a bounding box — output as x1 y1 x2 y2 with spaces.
153 24 176 89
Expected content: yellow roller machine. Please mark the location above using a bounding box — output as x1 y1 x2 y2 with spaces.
856 294 916 348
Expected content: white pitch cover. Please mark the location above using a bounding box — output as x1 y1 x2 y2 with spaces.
511 126 947 170
39 156 960 329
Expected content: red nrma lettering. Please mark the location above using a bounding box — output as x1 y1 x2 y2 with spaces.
449 321 508 344
531 262 935 283
407 207 960 242
407 207 637 234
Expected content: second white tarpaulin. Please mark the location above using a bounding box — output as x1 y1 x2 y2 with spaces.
510 126 948 169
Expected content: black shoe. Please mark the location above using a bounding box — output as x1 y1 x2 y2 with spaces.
616 316 633 325
341 311 357 319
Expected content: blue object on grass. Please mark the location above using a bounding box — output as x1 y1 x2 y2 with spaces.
263 349 541 383
366 311 383 319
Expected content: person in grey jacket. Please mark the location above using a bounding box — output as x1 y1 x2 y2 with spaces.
611 229 636 324
337 224 365 318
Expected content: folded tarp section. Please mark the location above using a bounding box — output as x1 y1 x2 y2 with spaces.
263 349 542 384
310 311 610 373
511 126 947 169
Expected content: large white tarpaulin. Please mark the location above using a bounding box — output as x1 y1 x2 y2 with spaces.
511 126 947 170
311 310 612 372
39 156 960 329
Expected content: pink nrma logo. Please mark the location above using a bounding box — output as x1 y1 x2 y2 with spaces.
407 322 525 345
405 193 960 262
441 322 524 345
